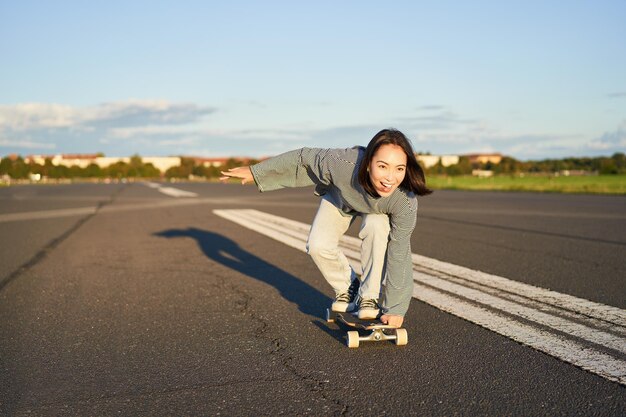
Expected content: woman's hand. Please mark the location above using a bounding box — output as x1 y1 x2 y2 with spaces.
220 166 254 185
380 314 404 328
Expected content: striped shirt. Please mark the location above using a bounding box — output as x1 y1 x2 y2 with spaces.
250 146 418 316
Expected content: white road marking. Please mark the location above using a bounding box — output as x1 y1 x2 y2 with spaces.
144 182 198 198
0 207 98 223
0 197 318 224
213 208 626 386
157 187 199 198
0 183 197 223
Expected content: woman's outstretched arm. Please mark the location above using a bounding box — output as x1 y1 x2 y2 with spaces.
219 166 254 184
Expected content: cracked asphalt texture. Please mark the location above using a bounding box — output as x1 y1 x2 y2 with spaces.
1 182 624 416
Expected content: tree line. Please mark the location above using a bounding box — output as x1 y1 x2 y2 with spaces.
424 153 626 176
1 153 624 180
163 157 260 179
0 155 260 180
0 156 161 179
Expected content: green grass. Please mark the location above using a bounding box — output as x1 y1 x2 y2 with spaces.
427 174 626 195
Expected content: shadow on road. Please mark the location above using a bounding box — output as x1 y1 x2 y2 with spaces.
155 227 332 318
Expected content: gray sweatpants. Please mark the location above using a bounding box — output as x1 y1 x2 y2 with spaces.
306 196 390 300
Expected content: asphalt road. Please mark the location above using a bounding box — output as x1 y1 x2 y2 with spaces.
0 182 624 416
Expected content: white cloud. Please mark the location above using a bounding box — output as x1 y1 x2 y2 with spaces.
1 100 622 160
0 100 215 131
0 103 76 130
415 105 446 111
0 138 56 149
109 125 200 139
588 120 626 151
157 137 199 146
0 99 219 157
225 128 309 141
397 106 482 131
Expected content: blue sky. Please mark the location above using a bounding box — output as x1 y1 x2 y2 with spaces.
1 1 624 160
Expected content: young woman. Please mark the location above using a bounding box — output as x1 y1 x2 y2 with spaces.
220 128 432 327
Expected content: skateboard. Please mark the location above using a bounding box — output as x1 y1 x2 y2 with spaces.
326 308 408 348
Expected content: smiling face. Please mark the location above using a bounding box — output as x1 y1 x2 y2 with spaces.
368 144 407 197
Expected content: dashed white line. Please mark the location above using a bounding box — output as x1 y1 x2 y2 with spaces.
0 207 98 223
213 208 626 386
144 182 198 198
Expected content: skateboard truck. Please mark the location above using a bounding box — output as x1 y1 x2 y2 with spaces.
326 308 408 348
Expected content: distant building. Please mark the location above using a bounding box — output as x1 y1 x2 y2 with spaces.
559 170 593 177
22 154 264 174
416 154 460 168
440 155 461 167
190 157 230 168
472 169 494 178
26 154 100 168
416 155 439 168
189 156 260 168
132 157 180 172
93 156 131 167
25 154 181 173
463 153 503 165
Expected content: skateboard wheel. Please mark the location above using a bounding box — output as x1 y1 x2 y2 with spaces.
347 331 360 348
394 328 408 346
325 308 335 323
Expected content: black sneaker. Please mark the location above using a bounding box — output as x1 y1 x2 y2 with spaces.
357 297 379 320
331 278 360 312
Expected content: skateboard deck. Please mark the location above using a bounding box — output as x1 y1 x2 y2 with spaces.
326 308 408 348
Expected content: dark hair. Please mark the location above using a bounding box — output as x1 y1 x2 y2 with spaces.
358 128 433 197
